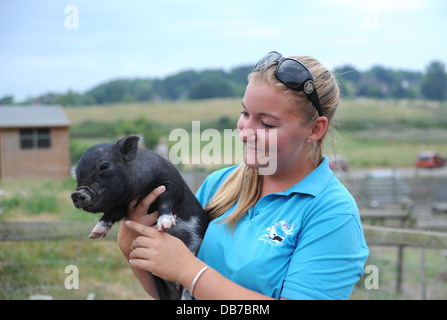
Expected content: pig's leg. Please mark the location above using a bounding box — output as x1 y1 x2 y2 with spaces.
157 213 176 230
156 192 177 231
89 209 124 239
89 220 114 239
157 203 176 230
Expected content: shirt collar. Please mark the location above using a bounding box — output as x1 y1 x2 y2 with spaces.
277 155 334 198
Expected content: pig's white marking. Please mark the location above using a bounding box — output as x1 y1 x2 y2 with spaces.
157 213 176 231
174 216 202 255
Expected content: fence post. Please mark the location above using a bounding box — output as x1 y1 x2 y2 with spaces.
396 245 404 295
419 247 426 300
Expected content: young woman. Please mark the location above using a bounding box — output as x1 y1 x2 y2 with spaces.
118 51 369 300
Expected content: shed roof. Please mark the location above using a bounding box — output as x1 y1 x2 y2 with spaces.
0 105 70 128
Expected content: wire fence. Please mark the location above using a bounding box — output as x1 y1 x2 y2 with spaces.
0 222 149 300
1 220 447 300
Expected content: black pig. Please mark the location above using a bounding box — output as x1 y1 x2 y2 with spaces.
71 135 209 299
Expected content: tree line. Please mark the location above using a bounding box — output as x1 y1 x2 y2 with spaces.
335 61 446 100
1 60 445 106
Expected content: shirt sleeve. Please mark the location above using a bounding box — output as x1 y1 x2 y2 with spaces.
281 201 369 300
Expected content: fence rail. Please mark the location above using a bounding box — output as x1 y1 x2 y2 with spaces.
0 221 118 241
363 224 447 248
2 222 447 248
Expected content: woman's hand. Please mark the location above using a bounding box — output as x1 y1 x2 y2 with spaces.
117 185 167 299
117 185 166 259
125 219 205 287
119 186 274 300
118 184 204 293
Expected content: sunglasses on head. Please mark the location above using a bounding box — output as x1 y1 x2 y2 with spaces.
254 51 323 117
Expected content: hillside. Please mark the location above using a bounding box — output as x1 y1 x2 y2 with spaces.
65 97 447 169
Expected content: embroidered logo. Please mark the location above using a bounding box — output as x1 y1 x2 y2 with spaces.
258 221 294 246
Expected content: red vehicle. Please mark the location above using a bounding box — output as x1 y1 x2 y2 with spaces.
415 151 446 168
329 155 349 172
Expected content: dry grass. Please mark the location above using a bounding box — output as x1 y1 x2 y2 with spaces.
65 98 243 125
65 97 447 169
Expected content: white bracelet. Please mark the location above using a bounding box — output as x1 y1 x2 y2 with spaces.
189 265 210 297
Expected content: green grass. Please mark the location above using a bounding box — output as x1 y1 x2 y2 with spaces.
66 97 447 129
65 98 243 126
66 98 447 169
2 97 446 299
0 178 96 222
351 246 447 300
330 131 447 168
0 239 149 299
334 98 447 130
0 179 149 300
0 177 445 299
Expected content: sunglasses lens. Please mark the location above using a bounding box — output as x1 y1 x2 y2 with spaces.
276 59 309 89
255 51 281 70
255 51 323 116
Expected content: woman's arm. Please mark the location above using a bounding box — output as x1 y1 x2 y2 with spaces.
125 219 276 300
117 186 167 299
120 186 277 300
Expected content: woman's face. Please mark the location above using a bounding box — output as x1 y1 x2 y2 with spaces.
237 81 311 175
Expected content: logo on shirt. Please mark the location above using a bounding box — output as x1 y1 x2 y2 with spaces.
258 221 294 246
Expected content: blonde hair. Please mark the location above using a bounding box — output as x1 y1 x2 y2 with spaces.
204 55 340 231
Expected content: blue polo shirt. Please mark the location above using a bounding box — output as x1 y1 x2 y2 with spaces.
196 156 369 300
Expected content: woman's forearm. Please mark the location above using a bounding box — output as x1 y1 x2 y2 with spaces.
118 221 160 299
124 219 276 300
177 257 276 300
129 264 160 299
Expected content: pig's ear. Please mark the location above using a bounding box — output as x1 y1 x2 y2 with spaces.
116 135 139 162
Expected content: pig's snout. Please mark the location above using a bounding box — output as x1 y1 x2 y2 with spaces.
71 190 93 208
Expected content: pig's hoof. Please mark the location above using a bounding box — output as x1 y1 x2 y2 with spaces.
89 221 112 240
157 214 176 231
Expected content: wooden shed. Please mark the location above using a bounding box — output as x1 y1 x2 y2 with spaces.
0 105 70 179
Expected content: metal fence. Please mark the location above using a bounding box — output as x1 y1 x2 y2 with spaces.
0 222 148 300
1 220 447 300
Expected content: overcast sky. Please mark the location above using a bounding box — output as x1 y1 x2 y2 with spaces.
1 0 446 101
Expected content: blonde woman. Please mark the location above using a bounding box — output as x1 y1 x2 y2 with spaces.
118 51 369 300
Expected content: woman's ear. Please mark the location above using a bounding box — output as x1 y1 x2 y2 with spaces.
308 116 329 143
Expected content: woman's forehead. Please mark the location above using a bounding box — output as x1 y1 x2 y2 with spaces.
242 82 300 119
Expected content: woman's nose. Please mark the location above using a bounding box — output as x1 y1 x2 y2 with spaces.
237 118 256 143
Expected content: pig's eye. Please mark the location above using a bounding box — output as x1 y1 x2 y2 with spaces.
99 162 111 175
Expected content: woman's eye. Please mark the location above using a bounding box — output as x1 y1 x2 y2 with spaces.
240 110 275 129
262 122 275 129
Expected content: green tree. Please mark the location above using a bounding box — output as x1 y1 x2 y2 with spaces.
56 90 86 106
189 72 233 99
158 70 200 100
113 118 159 149
132 80 154 101
0 95 14 104
421 61 447 100
334 65 361 82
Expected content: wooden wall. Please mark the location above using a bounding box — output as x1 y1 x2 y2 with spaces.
0 127 70 179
